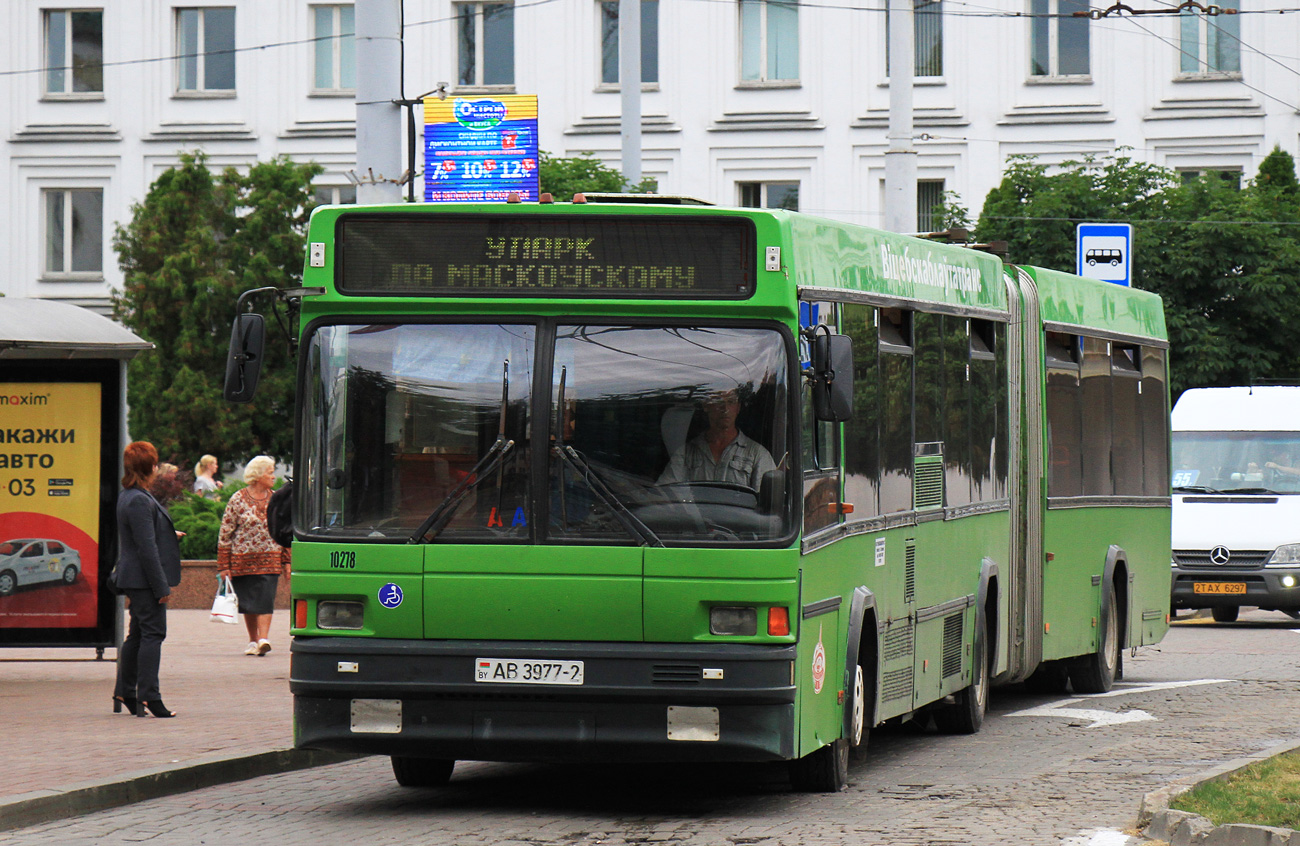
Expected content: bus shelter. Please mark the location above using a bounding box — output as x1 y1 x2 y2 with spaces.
0 299 152 654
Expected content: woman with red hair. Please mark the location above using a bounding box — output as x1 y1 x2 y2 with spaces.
112 441 183 718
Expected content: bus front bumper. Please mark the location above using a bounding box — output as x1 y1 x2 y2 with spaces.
290 637 798 763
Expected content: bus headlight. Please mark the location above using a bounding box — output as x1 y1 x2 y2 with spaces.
1266 545 1300 567
318 601 365 629
1283 576 1298 589
710 606 757 636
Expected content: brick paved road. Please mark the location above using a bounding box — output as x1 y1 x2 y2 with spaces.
5 610 1298 846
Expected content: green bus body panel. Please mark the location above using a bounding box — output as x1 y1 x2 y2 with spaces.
291 569 425 640
1021 265 1167 342
787 213 1008 311
293 541 425 574
1042 505 1172 661
423 546 644 641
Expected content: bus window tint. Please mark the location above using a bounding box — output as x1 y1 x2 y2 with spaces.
943 316 973 509
1141 347 1169 496
841 303 879 520
300 323 535 539
549 325 792 544
801 302 842 534
879 309 913 513
1045 332 1082 498
1111 344 1143 496
1080 337 1113 495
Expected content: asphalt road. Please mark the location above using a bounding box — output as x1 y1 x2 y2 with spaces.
5 609 1299 846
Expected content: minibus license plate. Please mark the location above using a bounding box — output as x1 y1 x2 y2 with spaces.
1193 582 1246 595
475 658 584 685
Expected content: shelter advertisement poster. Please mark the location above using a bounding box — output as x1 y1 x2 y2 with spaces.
0 383 101 629
424 94 540 203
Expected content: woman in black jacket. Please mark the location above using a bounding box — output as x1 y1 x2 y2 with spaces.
112 441 183 718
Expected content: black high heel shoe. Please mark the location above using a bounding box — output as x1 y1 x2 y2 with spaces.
113 695 138 716
137 700 176 718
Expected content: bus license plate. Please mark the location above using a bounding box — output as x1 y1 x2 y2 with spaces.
1193 582 1246 595
475 658 585 685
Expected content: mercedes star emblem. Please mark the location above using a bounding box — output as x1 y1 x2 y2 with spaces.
1209 546 1231 565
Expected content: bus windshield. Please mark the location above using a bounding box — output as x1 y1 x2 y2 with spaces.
300 322 793 544
1172 431 1300 493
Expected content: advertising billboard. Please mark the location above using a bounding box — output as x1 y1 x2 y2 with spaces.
424 94 540 203
0 382 102 630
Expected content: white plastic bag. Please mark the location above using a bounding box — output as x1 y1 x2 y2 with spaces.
209 576 239 624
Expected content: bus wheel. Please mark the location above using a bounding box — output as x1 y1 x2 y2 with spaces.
934 622 988 734
1069 583 1119 694
1212 606 1239 623
788 738 848 793
849 663 868 751
391 756 455 788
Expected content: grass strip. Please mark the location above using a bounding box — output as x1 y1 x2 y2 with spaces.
1170 750 1300 830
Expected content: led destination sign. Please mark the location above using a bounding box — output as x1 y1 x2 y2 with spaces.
337 215 756 298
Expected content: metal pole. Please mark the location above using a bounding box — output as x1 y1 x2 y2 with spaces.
355 0 404 203
884 0 917 233
619 0 642 186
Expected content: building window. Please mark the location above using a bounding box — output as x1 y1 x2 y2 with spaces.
739 0 798 83
1030 0 1090 77
1179 168 1242 188
1179 9 1240 74
739 181 799 210
457 3 514 88
313 185 357 206
917 180 944 232
43 189 103 277
45 9 103 96
312 5 355 92
599 0 659 86
176 7 236 93
885 0 944 78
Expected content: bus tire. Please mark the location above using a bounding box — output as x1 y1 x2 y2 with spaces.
933 620 989 734
1212 605 1239 623
391 756 455 788
1069 582 1120 694
788 738 849 793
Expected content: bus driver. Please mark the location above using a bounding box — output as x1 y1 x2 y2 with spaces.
657 388 776 489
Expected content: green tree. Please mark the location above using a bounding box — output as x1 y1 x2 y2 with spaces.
113 152 322 466
538 151 656 201
973 151 1300 397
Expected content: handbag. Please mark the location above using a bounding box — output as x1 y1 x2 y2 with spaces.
209 575 239 624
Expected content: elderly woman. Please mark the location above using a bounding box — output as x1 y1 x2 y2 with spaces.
193 454 223 497
217 456 290 656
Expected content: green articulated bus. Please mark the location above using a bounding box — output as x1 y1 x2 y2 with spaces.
225 196 1172 792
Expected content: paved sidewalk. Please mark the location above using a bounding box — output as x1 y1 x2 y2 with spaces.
0 609 351 831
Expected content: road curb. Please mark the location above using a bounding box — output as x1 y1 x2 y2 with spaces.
1140 736 1300 845
0 749 365 833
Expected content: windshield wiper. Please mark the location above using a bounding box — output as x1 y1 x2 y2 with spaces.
551 366 661 547
1219 487 1277 495
409 361 514 544
1173 485 1221 494
553 444 663 547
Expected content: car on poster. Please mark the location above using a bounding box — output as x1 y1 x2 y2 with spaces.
0 538 82 596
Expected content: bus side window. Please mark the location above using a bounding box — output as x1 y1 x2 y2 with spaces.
1045 332 1083 498
802 301 842 533
1111 344 1143 496
1080 337 1113 496
842 303 879 520
1140 347 1169 496
879 308 914 513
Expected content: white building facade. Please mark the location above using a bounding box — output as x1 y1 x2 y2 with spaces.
1 0 1291 310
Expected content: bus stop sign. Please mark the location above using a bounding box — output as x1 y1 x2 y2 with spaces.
1077 222 1132 287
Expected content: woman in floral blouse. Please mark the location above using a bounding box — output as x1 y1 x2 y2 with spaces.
217 455 290 656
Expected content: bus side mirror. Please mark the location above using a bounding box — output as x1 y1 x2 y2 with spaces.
223 313 266 403
811 333 854 422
